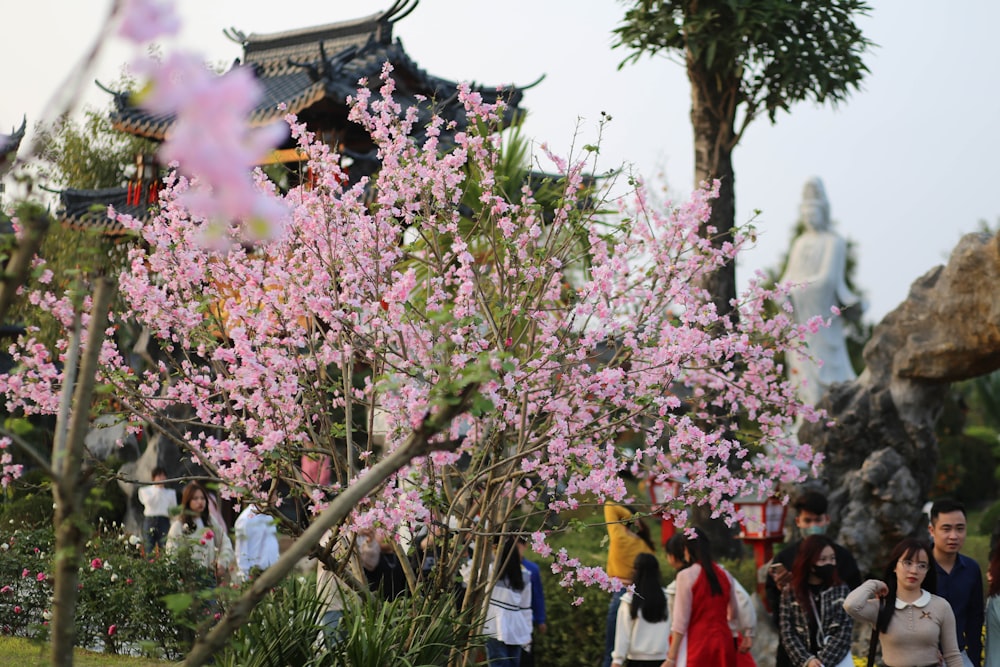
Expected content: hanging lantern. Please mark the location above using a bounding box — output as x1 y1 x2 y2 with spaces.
735 496 787 540
648 473 685 545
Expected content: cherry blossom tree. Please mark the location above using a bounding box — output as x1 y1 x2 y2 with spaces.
2 64 824 663
0 1 830 663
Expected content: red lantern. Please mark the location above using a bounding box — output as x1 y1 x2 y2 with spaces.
734 495 788 598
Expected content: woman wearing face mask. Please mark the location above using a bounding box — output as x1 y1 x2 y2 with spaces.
844 537 962 667
779 535 853 667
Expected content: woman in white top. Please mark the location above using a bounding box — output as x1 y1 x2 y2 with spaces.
166 481 234 584
613 552 669 667
483 538 532 667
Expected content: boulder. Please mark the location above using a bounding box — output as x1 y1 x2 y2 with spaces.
799 231 1000 574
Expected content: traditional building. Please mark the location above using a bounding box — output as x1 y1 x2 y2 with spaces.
60 0 529 231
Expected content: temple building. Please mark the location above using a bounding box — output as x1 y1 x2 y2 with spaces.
60 0 529 232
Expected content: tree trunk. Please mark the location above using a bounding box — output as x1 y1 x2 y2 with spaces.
50 277 116 667
688 58 742 556
688 60 738 322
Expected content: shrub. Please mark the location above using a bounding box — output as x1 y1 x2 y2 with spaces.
0 521 231 659
331 587 484 667
935 433 998 503
0 526 54 639
219 577 485 667
532 573 606 667
217 575 331 667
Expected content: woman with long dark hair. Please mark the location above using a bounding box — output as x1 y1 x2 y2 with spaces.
844 537 962 667
483 537 533 667
603 502 655 667
779 535 853 667
165 481 234 583
660 527 753 667
611 553 669 667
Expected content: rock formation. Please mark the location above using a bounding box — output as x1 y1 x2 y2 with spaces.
799 231 1000 574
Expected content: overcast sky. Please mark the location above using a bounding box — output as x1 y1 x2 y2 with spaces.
3 1 998 324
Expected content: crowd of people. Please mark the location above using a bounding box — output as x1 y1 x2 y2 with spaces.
141 466 1000 667
601 493 1000 667
137 475 280 585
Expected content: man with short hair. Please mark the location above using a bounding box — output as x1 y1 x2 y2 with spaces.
929 498 983 667
766 490 861 667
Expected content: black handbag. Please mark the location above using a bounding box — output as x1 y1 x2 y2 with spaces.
867 598 884 667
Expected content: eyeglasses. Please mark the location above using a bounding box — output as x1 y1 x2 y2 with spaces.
899 559 929 572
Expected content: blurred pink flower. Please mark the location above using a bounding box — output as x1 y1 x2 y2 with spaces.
107 624 117 637
118 0 180 43
36 572 46 582
90 558 103 570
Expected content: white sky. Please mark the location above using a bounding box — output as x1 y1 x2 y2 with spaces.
3 0 999 323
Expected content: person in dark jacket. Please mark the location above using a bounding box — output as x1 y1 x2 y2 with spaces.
766 491 860 667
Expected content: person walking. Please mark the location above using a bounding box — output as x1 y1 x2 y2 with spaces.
137 466 176 554
660 527 752 667
767 491 861 667
611 552 669 667
602 502 655 667
844 537 963 667
483 537 533 667
778 534 854 667
930 498 984 667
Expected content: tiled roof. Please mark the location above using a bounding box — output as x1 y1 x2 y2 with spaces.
1 116 27 176
109 1 524 143
58 187 150 237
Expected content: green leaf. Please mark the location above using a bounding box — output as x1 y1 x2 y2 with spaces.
161 592 194 615
5 417 35 436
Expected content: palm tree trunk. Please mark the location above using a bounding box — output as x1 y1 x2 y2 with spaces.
689 59 739 322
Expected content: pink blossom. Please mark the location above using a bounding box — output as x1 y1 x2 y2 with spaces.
90 558 102 570
107 624 117 637
118 0 180 43
36 572 46 582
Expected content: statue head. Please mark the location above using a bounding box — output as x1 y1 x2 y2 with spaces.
800 177 830 231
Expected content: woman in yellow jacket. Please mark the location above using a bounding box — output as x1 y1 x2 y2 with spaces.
602 502 655 667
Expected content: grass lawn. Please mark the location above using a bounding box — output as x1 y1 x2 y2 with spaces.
0 637 173 665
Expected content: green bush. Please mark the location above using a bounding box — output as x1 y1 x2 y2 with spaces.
532 571 607 667
934 433 998 503
0 521 227 659
0 469 54 529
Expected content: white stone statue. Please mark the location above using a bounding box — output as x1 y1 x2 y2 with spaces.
781 178 862 406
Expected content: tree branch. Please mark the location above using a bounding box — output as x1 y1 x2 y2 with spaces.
182 381 479 667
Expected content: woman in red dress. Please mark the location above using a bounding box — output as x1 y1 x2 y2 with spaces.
661 528 754 667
